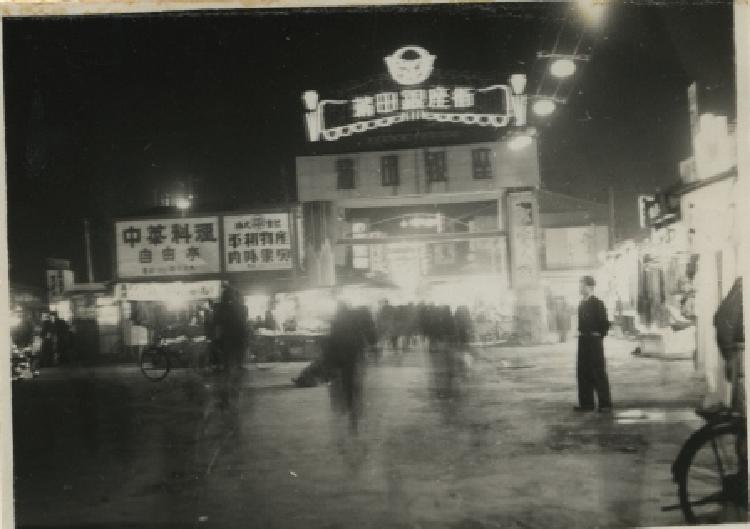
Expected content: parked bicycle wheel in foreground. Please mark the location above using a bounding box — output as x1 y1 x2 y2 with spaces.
673 412 747 525
140 346 170 381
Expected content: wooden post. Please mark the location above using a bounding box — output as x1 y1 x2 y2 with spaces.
84 218 94 283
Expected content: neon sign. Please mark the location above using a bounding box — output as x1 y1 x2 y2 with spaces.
385 45 436 86
303 46 528 142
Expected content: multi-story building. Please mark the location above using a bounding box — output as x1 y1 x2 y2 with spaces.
295 45 610 342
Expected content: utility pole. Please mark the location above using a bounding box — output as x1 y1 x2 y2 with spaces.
608 186 616 249
84 219 94 283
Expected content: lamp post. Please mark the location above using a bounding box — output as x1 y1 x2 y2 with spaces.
532 98 557 117
302 90 349 142
536 52 591 79
576 0 606 26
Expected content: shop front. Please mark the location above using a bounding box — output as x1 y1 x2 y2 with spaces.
635 101 740 406
113 208 302 362
678 168 741 406
331 195 536 342
600 240 640 337
635 224 697 359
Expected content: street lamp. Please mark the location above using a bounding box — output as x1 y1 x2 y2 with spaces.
550 58 576 78
175 196 191 211
532 98 556 117
508 134 533 151
509 73 527 95
577 0 606 26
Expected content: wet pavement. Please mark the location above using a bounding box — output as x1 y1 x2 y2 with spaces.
12 338 707 528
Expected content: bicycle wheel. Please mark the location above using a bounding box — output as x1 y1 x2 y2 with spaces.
140 347 171 381
676 420 748 524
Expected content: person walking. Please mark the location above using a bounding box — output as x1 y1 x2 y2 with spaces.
325 302 370 433
212 286 248 410
714 276 744 411
575 275 613 413
377 299 396 353
40 313 55 367
53 314 72 365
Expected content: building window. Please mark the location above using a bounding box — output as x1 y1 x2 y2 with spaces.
425 151 447 183
472 148 493 179
381 155 399 186
336 158 355 190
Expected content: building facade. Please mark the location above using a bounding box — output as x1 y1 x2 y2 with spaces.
642 93 740 406
297 136 544 335
295 45 611 342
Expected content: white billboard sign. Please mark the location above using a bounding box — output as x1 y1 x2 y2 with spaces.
115 280 222 302
223 213 293 271
115 217 221 278
46 269 74 300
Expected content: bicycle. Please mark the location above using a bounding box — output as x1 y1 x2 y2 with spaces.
140 335 223 382
668 346 747 525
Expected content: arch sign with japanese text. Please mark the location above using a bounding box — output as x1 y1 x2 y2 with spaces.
302 45 528 142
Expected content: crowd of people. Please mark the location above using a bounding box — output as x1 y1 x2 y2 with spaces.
375 300 474 354
291 299 478 432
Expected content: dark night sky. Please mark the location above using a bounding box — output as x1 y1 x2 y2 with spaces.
3 3 735 288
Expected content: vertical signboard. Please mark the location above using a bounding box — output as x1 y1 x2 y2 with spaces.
115 217 221 278
507 191 540 288
223 212 293 271
46 269 74 301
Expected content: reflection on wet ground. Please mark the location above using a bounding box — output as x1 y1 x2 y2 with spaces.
12 339 709 528
614 408 700 425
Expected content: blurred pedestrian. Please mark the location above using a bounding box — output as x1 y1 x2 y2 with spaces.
714 276 744 410
574 276 612 413
455 305 473 347
377 299 397 352
30 322 43 374
455 305 475 373
416 301 428 346
213 286 248 410
53 313 72 365
404 302 419 350
395 304 409 352
264 309 277 331
40 312 55 367
325 302 370 433
11 310 34 349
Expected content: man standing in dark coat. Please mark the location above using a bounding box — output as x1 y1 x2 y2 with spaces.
575 275 613 412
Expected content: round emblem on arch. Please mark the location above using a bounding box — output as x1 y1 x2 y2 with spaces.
384 46 436 86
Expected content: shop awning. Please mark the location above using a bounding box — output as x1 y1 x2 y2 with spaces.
336 230 506 245
115 280 222 302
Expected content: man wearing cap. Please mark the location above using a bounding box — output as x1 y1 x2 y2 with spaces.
575 275 613 412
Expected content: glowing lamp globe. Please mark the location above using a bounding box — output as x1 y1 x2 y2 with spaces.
508 135 532 151
302 90 319 111
175 197 191 210
532 99 556 117
550 58 576 78
509 73 527 95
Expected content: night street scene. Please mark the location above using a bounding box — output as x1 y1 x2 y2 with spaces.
3 2 747 528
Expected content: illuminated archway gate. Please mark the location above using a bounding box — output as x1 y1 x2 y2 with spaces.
302 46 529 143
